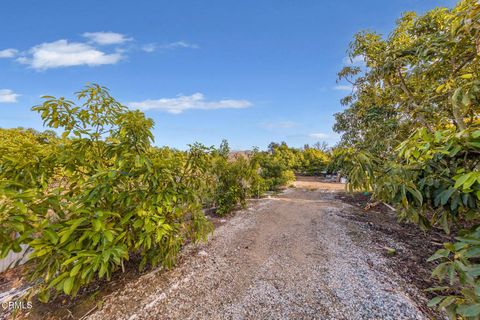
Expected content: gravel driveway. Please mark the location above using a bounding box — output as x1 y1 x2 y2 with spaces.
88 178 430 320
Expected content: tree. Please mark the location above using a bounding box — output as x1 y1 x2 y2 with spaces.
332 1 480 317
313 141 329 152
335 0 479 158
1 84 213 301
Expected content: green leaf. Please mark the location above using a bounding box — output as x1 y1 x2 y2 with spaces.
460 73 473 79
435 84 445 93
439 296 456 309
464 174 479 190
406 186 423 205
61 256 79 266
60 218 85 244
63 276 75 295
14 201 28 214
455 173 473 189
457 304 480 317
47 272 69 289
70 264 82 277
467 266 480 277
427 296 445 307
464 247 480 258
92 220 102 232
133 220 143 229
436 188 455 206
104 230 114 242
44 229 59 244
428 249 450 261
432 262 449 280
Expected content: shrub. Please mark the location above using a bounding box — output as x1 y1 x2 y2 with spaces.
256 153 295 191
210 142 268 216
0 85 213 302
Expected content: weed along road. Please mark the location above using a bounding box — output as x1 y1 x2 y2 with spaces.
88 177 431 320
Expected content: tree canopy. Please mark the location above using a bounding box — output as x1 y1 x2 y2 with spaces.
332 1 480 317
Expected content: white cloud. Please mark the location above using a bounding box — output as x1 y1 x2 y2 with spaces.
309 133 329 139
260 121 298 129
343 55 365 66
143 41 199 52
0 48 18 58
161 41 198 49
142 43 156 53
82 32 132 45
130 93 252 114
18 40 123 70
1 33 195 70
333 85 354 91
0 89 20 103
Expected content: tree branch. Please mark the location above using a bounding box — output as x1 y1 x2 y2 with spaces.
396 67 433 131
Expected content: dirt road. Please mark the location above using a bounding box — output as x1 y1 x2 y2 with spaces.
88 177 432 320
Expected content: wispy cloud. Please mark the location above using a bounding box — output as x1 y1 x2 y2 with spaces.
17 40 123 70
1 34 126 70
142 41 199 52
142 43 157 53
333 85 354 91
260 121 298 129
82 32 132 45
130 93 252 114
0 48 18 58
160 41 198 49
2 33 197 71
309 132 329 139
0 89 20 103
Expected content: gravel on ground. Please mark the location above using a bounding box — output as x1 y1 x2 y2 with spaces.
87 177 435 320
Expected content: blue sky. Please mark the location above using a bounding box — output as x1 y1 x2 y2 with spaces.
0 0 455 150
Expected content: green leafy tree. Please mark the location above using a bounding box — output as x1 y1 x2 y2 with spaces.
0 84 214 301
332 1 480 317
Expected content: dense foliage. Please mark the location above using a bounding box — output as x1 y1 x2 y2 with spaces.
331 1 479 318
0 85 215 301
265 141 330 178
0 84 328 302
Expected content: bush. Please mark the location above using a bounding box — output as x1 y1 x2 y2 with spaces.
0 85 213 302
297 148 330 176
209 141 256 215
257 154 295 191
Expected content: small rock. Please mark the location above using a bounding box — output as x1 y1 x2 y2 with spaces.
145 292 167 309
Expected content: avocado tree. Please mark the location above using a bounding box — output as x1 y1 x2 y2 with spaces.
332 1 480 317
0 84 213 301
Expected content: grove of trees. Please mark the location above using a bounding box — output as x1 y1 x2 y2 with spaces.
0 85 329 303
2 1 476 318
